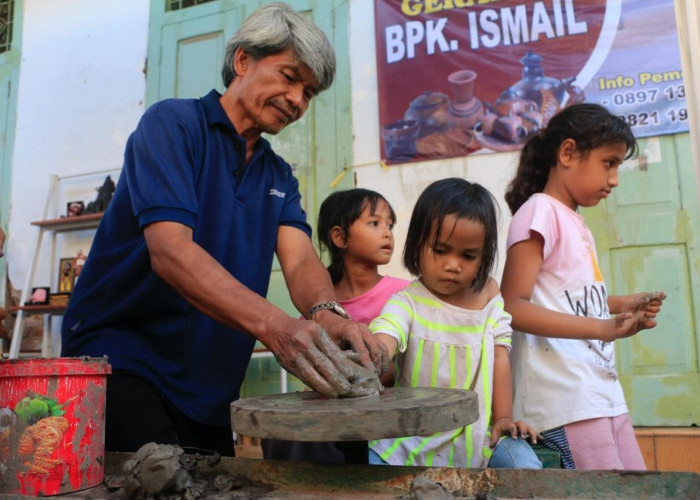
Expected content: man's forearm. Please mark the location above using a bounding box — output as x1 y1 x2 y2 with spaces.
145 221 288 339
288 259 337 318
276 225 337 318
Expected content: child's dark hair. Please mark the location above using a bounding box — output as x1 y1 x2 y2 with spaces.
317 188 396 284
504 103 638 215
403 178 498 292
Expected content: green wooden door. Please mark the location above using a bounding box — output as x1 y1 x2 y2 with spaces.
584 133 700 426
146 0 352 396
0 0 22 306
146 2 239 104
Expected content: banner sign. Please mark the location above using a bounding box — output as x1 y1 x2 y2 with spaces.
374 0 688 164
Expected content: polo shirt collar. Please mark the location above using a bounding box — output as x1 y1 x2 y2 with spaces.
200 89 272 153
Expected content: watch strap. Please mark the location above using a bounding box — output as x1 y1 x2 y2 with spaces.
309 301 350 320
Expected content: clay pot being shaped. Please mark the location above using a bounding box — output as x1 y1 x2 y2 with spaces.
403 91 450 137
381 119 420 160
507 50 576 107
448 69 477 103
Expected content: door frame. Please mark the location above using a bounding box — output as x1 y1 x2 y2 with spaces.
0 0 23 304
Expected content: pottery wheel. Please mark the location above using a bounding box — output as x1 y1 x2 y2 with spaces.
230 387 478 441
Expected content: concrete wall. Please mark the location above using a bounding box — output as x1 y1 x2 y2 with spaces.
6 0 148 294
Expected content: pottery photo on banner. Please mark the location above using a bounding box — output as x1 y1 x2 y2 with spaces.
403 91 449 137
447 69 485 133
508 51 577 107
448 69 477 102
373 0 634 162
473 50 584 152
381 119 420 160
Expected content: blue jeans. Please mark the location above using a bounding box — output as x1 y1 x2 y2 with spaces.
488 437 542 469
368 437 542 468
368 447 387 465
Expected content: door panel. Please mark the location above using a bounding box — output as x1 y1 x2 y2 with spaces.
159 9 239 99
612 245 694 374
146 1 238 104
584 134 700 426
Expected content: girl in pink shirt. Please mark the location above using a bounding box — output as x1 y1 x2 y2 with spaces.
317 188 409 331
262 188 408 463
501 103 665 469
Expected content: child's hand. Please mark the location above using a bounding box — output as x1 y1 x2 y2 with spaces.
627 291 666 331
605 311 643 341
489 418 542 447
604 291 666 341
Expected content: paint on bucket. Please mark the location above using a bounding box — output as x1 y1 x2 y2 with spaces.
0 356 111 495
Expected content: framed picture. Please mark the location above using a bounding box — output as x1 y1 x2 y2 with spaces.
58 258 75 293
29 287 50 305
66 201 85 217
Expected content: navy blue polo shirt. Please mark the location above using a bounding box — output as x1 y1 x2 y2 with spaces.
61 90 311 426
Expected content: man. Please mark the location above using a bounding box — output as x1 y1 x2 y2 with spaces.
61 2 388 457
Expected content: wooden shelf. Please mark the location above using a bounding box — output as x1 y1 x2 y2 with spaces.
8 172 118 359
10 304 67 315
30 212 103 232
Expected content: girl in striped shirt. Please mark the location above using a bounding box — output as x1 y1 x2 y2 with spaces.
369 178 540 468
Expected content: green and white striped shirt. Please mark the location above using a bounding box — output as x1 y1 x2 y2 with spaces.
369 280 512 468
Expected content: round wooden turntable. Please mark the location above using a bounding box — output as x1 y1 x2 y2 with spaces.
231 387 478 441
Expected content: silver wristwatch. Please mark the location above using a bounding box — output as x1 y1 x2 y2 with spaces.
309 301 351 320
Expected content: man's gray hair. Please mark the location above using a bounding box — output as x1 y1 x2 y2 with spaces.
221 2 336 91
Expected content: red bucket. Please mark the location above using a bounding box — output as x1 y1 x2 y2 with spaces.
0 357 111 495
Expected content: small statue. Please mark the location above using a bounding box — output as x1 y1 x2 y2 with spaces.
84 176 116 214
72 250 87 283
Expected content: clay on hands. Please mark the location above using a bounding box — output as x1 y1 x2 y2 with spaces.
340 350 384 398
313 328 383 398
281 327 383 399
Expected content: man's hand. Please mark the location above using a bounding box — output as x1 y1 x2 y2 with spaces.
274 225 390 385
0 226 5 257
263 314 385 398
312 309 390 376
